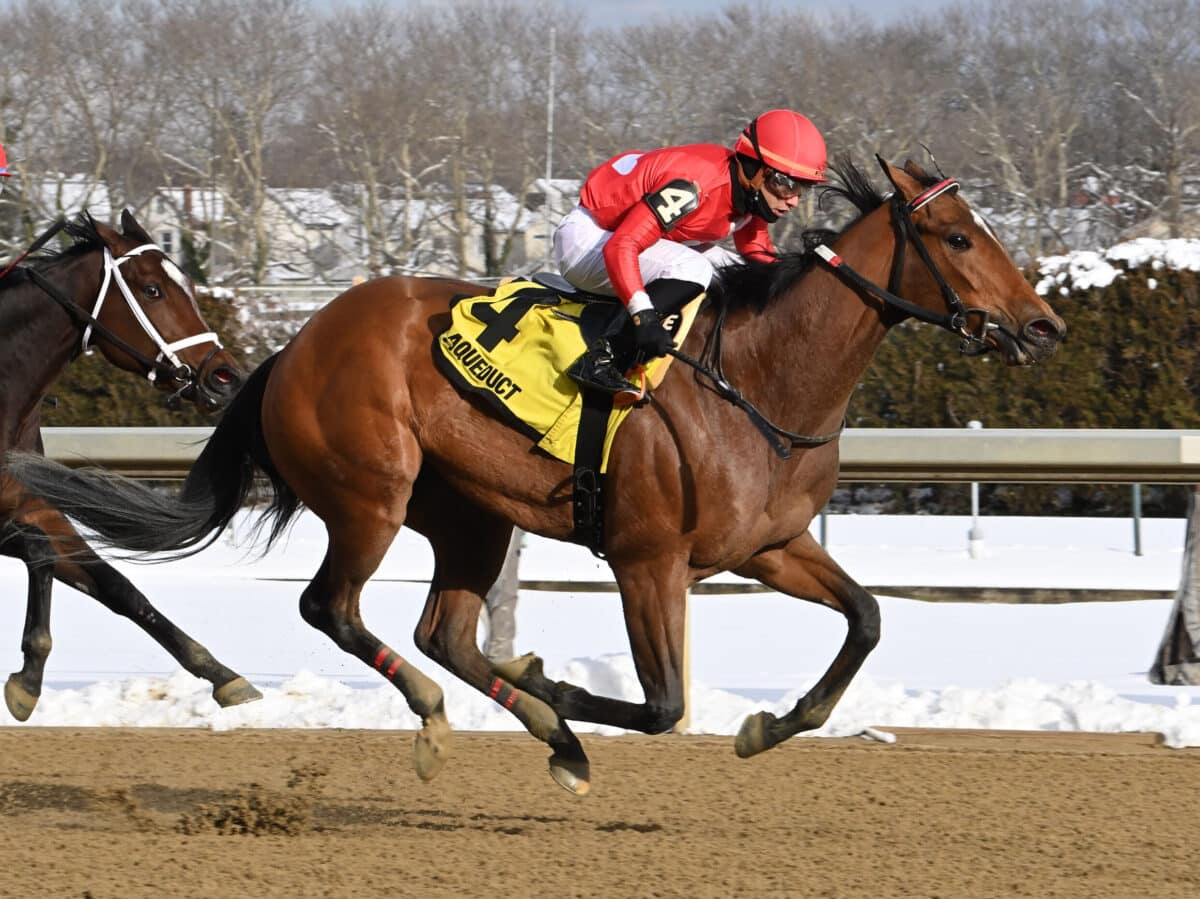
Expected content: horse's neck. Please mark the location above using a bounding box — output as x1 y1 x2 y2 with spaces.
0 256 97 429
723 215 895 433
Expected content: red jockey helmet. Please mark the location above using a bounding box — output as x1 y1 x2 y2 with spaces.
0 143 9 177
734 109 827 183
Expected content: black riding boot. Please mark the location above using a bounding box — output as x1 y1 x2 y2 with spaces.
566 338 640 397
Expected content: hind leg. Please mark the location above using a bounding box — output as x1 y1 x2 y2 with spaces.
299 517 452 782
411 510 592 795
261 361 453 779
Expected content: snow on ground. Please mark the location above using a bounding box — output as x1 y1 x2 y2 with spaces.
2 511 1199 747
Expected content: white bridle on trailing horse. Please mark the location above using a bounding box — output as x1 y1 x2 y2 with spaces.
81 243 221 383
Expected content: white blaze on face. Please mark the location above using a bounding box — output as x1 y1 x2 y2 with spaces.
160 257 195 302
971 209 1003 248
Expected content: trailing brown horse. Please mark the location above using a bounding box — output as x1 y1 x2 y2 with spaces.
0 210 260 720
6 159 1064 793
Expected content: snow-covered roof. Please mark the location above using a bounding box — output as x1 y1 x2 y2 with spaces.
267 188 354 229
153 187 226 224
24 175 114 220
531 177 581 197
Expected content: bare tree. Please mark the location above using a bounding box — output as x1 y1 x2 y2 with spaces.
945 0 1101 258
1099 0 1200 238
0 0 171 237
154 0 311 283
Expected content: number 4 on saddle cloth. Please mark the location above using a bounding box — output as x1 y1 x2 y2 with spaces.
433 277 704 473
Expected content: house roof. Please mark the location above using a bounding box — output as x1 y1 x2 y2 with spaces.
266 188 355 229
24 175 114 220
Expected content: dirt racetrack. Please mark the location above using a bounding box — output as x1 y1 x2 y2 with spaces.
0 727 1196 899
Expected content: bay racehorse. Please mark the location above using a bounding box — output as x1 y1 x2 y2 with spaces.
5 159 1064 793
0 210 261 720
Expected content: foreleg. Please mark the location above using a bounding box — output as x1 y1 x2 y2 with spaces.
1 521 55 721
731 530 880 757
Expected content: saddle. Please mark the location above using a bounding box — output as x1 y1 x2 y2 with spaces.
434 274 704 556
433 275 703 471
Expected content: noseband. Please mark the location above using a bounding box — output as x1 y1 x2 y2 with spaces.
22 236 223 399
813 177 993 355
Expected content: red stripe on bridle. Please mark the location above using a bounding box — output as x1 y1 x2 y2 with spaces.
907 178 959 213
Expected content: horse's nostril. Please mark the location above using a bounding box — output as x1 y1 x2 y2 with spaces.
211 367 239 387
1026 318 1059 340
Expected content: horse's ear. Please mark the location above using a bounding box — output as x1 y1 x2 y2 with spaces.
120 208 154 245
877 158 922 202
874 153 894 186
903 159 932 181
92 217 122 250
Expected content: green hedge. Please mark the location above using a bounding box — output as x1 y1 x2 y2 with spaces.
844 264 1200 515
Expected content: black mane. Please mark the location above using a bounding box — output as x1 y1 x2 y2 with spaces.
0 212 105 290
32 212 105 267
710 156 897 312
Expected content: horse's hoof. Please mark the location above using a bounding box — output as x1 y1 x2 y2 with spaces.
212 677 263 708
491 652 544 687
5 676 38 722
413 713 453 782
735 710 777 758
549 750 591 796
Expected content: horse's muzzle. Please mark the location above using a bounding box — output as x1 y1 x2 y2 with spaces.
165 357 244 412
988 315 1065 366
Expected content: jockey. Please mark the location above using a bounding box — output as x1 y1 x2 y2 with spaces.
553 109 828 398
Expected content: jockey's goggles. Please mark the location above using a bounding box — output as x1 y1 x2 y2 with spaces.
763 168 807 199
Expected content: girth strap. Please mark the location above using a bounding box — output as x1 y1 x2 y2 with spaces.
571 387 613 558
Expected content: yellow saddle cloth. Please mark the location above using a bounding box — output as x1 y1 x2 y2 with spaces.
434 279 702 471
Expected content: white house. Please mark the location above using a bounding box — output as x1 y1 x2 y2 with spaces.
521 177 581 271
18 175 114 225
141 186 225 259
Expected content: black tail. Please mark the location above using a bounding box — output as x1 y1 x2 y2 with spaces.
4 353 302 561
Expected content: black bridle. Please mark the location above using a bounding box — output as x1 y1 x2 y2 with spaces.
666 163 994 459
812 160 993 355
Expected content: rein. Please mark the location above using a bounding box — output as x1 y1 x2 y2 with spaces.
0 218 68 282
667 298 843 461
21 242 221 394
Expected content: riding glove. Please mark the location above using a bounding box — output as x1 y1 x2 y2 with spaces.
631 309 672 359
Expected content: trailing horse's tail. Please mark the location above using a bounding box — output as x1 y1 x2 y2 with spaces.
4 353 302 561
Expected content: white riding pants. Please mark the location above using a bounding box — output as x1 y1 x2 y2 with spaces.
552 206 739 297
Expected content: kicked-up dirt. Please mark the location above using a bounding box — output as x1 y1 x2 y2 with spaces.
0 727 1196 898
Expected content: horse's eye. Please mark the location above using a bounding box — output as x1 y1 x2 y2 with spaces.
144 284 163 300
948 233 972 251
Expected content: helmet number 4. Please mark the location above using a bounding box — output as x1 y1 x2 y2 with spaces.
645 180 700 232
